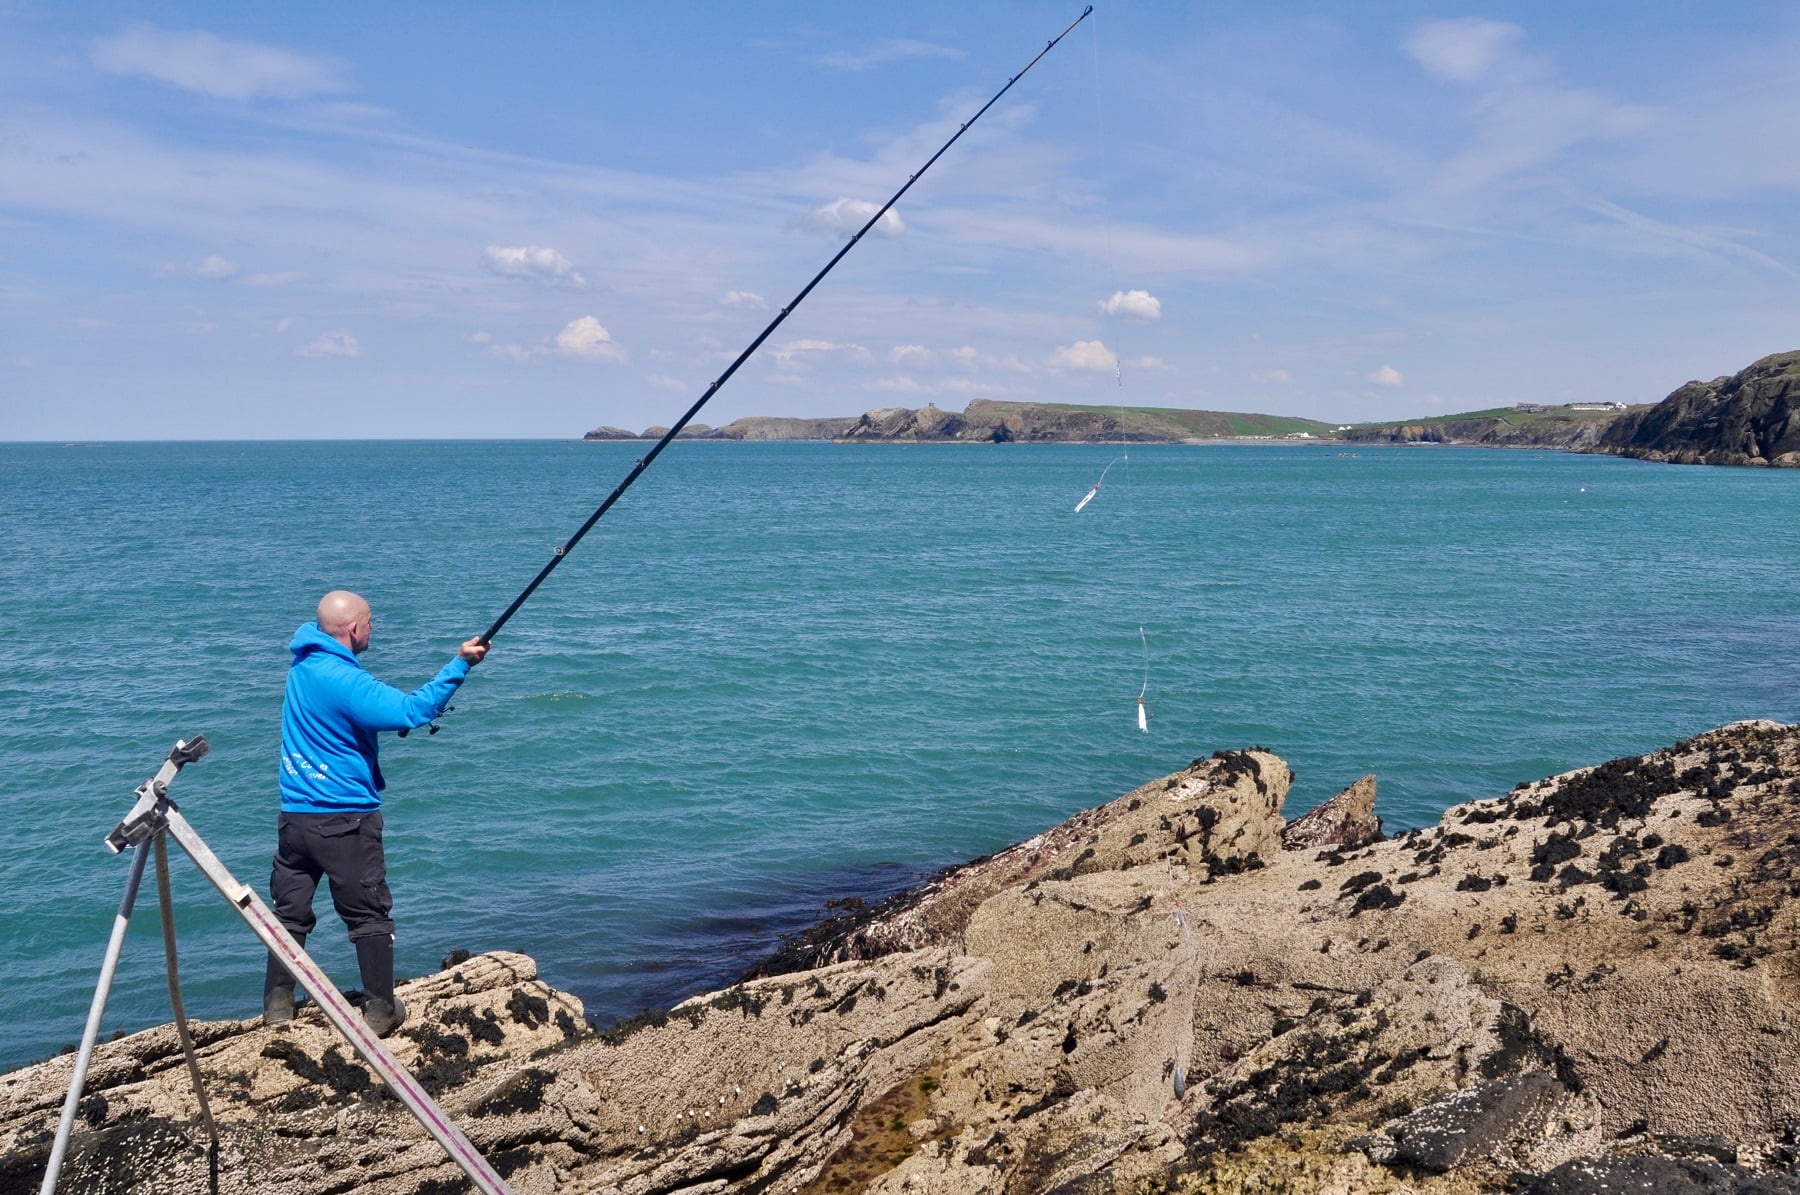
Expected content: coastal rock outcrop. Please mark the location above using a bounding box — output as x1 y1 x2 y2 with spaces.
8 722 1800 1193
1342 414 1615 450
1598 350 1800 467
583 400 1184 444
1280 773 1381 851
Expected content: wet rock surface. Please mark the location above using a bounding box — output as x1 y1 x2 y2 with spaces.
6 722 1800 1193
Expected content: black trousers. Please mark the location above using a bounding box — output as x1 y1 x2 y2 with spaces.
268 810 395 943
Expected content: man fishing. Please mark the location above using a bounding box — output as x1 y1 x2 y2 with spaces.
264 590 488 1036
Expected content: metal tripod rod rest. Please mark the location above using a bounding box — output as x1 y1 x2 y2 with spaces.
42 737 514 1195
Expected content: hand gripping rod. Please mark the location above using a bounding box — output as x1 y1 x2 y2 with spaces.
479 6 1093 646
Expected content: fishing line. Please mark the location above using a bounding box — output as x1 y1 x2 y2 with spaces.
1070 9 1154 735
476 7 1094 648
1072 8 1131 520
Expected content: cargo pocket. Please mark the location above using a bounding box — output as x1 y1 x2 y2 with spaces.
358 812 393 921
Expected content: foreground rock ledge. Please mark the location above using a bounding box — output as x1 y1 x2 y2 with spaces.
7 722 1800 1194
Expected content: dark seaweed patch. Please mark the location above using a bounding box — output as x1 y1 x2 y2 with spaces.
442 1005 506 1046
1349 885 1404 917
506 987 550 1028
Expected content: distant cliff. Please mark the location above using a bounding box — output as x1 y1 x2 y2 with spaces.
584 402 1153 444
582 353 1800 467
1597 350 1800 467
1341 351 1800 467
584 400 1330 444
1340 408 1624 450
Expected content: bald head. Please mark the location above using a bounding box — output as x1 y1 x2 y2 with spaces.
317 590 373 653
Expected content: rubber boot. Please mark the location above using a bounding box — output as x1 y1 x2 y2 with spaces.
262 933 306 1025
356 934 406 1037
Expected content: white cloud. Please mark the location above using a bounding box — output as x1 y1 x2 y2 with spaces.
469 331 493 344
773 338 839 362
92 23 350 100
483 245 585 287
801 198 904 238
193 254 238 279
646 373 685 391
951 346 979 364
1402 19 1649 200
1130 356 1170 371
276 317 298 333
771 338 870 364
297 330 359 358
818 39 964 72
942 378 1010 395
874 375 925 392
1583 197 1800 278
1050 340 1117 372
156 254 239 281
890 344 931 365
1404 19 1524 85
554 315 625 362
1099 289 1162 320
722 290 766 309
1369 365 1404 387
1252 369 1294 385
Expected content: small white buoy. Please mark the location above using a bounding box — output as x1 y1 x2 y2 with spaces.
1137 698 1149 733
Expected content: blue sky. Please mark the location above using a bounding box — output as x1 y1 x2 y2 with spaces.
4 1 1798 439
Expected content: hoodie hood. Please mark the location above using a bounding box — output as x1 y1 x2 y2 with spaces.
289 620 359 667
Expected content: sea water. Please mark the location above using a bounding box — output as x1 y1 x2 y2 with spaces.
1 440 1795 1070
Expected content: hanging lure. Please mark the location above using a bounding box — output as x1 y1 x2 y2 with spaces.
1136 626 1150 732
1073 452 1127 514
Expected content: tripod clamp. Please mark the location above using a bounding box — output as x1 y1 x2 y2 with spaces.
104 736 210 854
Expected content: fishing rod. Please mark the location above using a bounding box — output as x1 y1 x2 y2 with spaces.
477 6 1093 647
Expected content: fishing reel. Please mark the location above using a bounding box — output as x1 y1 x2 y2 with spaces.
396 706 454 739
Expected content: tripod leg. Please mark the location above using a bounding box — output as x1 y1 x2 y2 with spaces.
155 835 219 1193
40 841 150 1195
161 806 514 1195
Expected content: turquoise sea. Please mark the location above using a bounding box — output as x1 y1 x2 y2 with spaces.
1 440 1796 1071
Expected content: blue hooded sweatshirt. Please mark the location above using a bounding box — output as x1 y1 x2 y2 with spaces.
279 621 470 813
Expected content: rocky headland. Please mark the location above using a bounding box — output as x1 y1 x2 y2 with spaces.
8 721 1800 1193
1343 349 1800 466
1597 350 1800 467
584 400 1321 445
586 350 1800 468
1337 411 1621 451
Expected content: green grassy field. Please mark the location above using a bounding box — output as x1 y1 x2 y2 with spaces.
974 400 1338 439
1346 405 1634 429
964 398 1646 441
